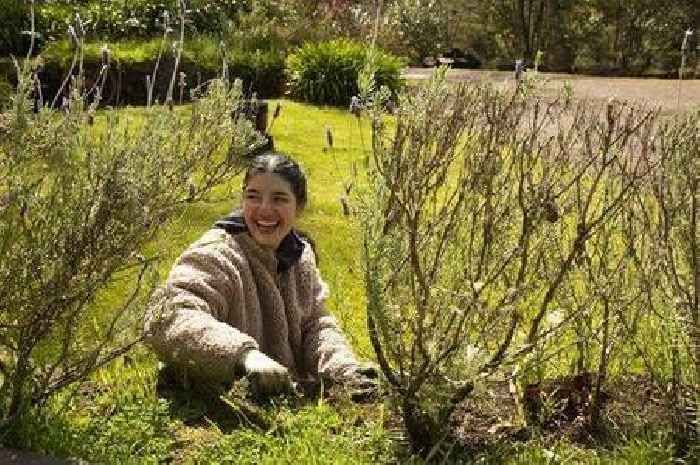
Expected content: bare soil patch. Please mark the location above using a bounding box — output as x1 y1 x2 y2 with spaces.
403 68 700 115
448 373 681 451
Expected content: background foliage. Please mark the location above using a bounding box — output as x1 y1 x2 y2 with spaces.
382 0 698 74
36 0 250 41
0 0 33 57
2 0 697 76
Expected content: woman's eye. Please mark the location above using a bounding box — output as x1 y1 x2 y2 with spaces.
274 196 289 203
245 193 260 201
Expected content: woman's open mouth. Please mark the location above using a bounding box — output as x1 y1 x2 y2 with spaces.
255 220 279 234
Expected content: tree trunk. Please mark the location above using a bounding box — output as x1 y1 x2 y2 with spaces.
402 396 438 456
545 0 575 71
518 0 532 59
591 298 611 430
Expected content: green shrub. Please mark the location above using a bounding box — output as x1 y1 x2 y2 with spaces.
286 39 405 106
38 36 285 105
226 48 286 98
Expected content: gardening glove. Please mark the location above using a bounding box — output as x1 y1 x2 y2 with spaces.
240 349 295 398
355 362 379 380
337 362 380 403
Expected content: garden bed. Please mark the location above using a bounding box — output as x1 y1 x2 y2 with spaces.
448 373 681 452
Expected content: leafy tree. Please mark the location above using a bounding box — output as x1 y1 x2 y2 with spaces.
389 0 449 61
440 0 696 73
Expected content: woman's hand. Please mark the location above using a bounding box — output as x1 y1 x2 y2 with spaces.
240 349 295 397
354 362 379 380
337 362 380 402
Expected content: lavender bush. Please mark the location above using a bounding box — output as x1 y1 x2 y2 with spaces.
358 67 699 458
0 7 263 430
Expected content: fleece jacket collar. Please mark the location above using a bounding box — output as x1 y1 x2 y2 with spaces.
214 214 305 273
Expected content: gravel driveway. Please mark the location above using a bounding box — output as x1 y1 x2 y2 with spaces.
403 68 700 114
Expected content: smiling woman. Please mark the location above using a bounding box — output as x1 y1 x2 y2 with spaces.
144 153 377 398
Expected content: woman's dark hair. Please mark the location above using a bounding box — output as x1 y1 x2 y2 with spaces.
243 153 307 210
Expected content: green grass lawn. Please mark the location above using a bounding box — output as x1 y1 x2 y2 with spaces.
7 100 680 465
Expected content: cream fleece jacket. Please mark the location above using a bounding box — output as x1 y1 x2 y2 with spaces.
144 228 360 383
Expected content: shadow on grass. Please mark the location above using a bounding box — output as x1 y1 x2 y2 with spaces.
157 365 382 436
155 365 337 434
156 367 263 433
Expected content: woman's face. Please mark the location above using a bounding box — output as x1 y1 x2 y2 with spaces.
242 172 299 250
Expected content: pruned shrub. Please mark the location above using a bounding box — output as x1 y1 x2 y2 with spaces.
0 27 264 429
286 39 404 106
358 68 699 458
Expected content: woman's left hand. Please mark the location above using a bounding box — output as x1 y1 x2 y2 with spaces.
341 362 380 402
354 362 379 380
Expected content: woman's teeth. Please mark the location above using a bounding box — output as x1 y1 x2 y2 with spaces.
256 221 279 233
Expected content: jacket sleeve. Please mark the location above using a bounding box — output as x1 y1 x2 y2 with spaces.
300 249 360 380
144 230 258 383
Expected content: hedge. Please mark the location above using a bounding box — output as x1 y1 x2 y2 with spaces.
0 0 33 57
2 36 285 106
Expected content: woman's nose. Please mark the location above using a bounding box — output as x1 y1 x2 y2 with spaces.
259 196 274 211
